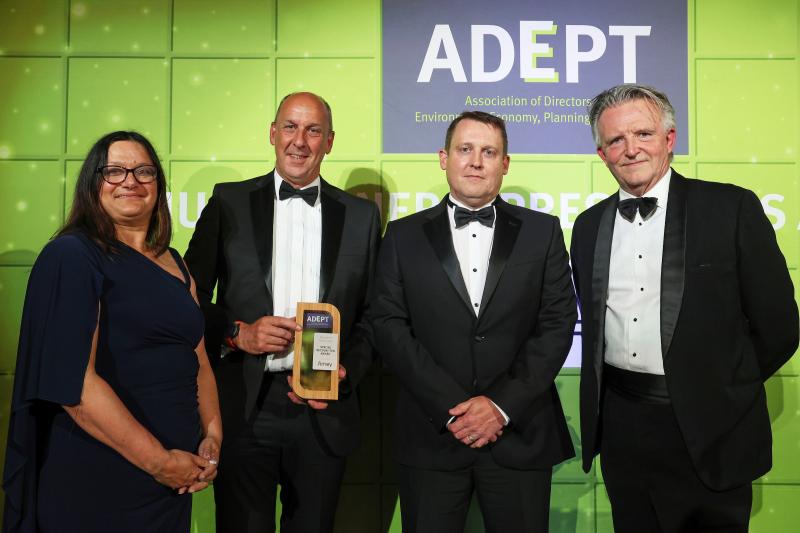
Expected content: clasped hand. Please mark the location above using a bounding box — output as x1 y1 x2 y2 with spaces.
447 395 505 449
152 435 220 494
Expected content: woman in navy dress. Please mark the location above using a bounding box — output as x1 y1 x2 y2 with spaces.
2 131 222 532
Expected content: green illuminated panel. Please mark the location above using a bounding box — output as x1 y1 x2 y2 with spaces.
595 483 614 533
0 58 64 157
380 160 449 221
0 375 15 524
382 485 401 533
276 0 377 53
696 163 798 268
550 483 596 533
506 161 590 245
170 161 271 254
761 377 800 483
0 0 67 54
751 485 800 532
190 486 215 533
276 59 378 159
320 161 383 224
696 60 797 160
69 0 169 54
173 0 275 54
171 59 274 159
0 268 30 372
66 58 169 157
554 375 590 481
0 161 63 266
64 160 83 216
696 0 797 56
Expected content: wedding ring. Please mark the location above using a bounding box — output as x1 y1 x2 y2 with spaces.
208 459 218 465
467 435 476 442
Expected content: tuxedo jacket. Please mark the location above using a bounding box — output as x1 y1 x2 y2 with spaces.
184 172 380 456
570 171 798 490
371 197 577 470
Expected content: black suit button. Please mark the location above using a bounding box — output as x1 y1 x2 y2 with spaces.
474 335 485 342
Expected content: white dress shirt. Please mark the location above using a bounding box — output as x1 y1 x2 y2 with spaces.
267 171 322 372
604 169 671 375
447 195 509 424
448 195 495 316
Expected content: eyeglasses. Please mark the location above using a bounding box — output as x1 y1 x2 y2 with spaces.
97 165 158 184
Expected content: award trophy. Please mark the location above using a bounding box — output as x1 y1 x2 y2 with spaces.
291 303 340 400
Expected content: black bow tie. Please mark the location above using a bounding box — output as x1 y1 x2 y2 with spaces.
278 180 318 206
450 202 495 228
618 197 657 222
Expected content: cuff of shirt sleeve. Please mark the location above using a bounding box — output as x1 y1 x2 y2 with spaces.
491 400 510 426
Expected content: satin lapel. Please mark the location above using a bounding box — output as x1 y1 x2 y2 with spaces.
245 174 275 416
591 196 618 383
249 174 276 309
319 179 345 301
423 200 473 314
477 200 519 322
660 172 687 360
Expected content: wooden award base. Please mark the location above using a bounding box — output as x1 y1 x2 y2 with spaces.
291 302 341 400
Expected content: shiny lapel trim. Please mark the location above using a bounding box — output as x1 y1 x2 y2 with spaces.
249 174 276 307
477 201 520 322
591 196 618 384
660 172 687 360
319 180 345 301
423 201 473 314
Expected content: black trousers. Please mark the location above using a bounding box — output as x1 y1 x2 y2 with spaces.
398 451 552 533
214 372 346 533
600 386 752 533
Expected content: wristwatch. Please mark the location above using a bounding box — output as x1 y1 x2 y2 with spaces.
224 321 241 350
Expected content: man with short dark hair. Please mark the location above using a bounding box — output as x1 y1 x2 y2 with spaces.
185 92 380 532
571 84 798 532
372 111 577 532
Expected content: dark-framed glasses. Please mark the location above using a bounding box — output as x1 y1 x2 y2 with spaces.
97 165 158 184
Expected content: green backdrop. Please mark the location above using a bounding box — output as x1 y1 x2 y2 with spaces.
0 1 798 531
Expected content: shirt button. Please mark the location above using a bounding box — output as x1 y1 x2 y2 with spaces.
633 317 638 322
473 303 479 308
638 222 642 226
472 234 477 238
638 254 643 259
474 335 485 342
472 268 477 272
632 353 637 357
640 287 644 291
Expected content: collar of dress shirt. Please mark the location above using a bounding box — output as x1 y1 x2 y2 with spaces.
617 168 671 210
273 169 321 207
447 194 496 229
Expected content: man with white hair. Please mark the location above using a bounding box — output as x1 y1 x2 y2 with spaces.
570 84 798 532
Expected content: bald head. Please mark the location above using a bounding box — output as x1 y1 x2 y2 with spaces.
274 92 333 133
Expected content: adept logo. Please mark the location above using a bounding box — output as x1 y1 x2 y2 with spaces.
305 312 332 330
382 0 688 154
417 22 650 84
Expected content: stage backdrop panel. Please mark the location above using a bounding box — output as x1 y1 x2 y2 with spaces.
0 1 797 532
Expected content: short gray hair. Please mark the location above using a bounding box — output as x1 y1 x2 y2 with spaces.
588 84 675 147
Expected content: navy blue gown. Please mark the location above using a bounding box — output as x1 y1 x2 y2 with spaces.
2 232 204 533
